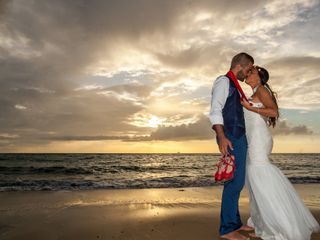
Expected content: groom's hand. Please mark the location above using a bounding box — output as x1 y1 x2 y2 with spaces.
212 125 233 155
218 135 234 156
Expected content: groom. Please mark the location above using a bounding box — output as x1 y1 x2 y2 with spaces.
209 52 254 240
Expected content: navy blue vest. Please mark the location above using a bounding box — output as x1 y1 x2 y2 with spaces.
222 75 246 138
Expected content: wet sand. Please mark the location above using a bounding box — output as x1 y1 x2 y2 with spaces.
0 184 319 240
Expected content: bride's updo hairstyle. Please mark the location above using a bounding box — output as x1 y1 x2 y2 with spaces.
256 66 279 128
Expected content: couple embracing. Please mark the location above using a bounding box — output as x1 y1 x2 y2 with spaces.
209 53 320 240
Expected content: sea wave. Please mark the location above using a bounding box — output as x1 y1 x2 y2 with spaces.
0 166 92 175
0 153 319 191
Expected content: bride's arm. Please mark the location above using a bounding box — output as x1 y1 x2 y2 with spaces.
241 87 279 118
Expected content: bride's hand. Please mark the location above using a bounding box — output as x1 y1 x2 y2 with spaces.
240 99 252 110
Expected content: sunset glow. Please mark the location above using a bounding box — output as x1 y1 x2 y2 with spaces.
0 0 319 153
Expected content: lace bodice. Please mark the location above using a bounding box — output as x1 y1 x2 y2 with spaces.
244 85 272 164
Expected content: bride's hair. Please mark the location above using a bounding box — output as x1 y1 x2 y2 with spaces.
256 66 279 128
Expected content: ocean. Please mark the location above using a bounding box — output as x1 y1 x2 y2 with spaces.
0 153 319 191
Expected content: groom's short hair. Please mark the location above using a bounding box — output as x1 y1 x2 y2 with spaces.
230 52 254 69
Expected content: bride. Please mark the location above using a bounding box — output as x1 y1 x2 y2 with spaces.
240 66 320 240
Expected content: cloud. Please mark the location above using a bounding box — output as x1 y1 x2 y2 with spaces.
264 56 320 110
0 0 319 151
27 114 215 143
272 120 313 135
0 0 187 149
41 115 313 143
40 135 130 141
134 117 313 141
145 115 214 141
124 114 214 141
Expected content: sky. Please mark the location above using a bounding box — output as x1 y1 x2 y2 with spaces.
0 0 319 153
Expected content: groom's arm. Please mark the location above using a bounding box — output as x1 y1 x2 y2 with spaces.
213 125 233 155
209 76 233 155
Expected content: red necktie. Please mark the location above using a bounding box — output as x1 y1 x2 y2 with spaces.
226 70 248 102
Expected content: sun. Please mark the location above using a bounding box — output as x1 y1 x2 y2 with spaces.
148 116 162 128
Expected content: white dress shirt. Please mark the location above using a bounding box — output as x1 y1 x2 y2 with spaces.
208 75 229 126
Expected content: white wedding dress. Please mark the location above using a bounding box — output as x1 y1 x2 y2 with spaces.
244 86 320 240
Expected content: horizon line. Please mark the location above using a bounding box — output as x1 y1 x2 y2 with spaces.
0 152 319 154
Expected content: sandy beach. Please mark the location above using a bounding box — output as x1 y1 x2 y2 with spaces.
0 184 319 240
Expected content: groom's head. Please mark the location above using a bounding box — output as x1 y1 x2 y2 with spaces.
230 52 254 82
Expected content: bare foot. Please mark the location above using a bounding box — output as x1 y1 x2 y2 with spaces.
237 225 255 231
248 232 259 238
221 230 249 240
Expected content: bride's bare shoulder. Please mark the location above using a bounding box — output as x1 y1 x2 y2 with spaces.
256 85 276 108
256 85 271 98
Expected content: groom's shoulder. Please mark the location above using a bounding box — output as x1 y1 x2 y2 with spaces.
216 75 229 81
214 75 229 84
211 75 229 93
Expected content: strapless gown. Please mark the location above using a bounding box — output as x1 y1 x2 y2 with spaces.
244 96 320 240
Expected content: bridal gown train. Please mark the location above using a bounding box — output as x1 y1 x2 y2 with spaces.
244 88 320 240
